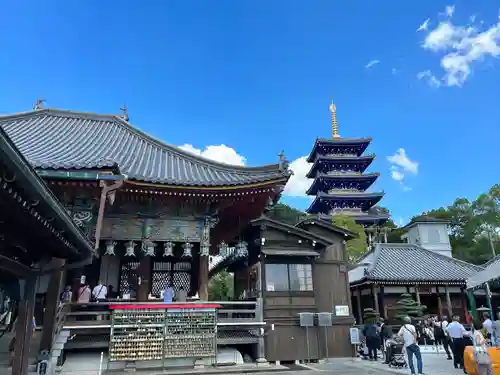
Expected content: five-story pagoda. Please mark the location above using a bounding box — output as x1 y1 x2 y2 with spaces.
305 102 388 226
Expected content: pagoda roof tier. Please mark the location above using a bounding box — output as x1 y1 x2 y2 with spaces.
306 191 384 214
306 173 379 195
306 155 375 178
0 108 291 188
307 137 372 162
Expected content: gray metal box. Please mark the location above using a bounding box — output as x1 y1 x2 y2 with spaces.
298 312 314 327
317 312 333 327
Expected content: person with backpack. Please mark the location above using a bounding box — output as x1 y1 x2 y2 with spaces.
362 320 380 361
433 315 452 360
398 316 423 375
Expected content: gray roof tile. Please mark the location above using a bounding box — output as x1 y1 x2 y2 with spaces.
0 109 291 186
364 244 482 282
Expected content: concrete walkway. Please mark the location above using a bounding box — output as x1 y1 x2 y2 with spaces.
304 354 461 375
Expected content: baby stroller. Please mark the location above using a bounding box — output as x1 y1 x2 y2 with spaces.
387 338 407 369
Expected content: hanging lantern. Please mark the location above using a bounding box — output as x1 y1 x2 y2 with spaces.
218 241 228 257
104 240 117 256
200 244 210 257
143 240 156 257
124 241 136 257
182 242 193 258
236 241 248 257
163 241 174 257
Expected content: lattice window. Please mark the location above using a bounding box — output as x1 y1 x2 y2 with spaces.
151 261 192 297
119 261 140 294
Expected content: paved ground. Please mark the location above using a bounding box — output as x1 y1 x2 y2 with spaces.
304 354 461 375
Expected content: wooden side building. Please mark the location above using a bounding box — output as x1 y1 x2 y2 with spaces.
0 125 93 375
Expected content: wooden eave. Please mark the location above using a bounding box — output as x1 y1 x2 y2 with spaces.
0 127 93 262
250 216 334 246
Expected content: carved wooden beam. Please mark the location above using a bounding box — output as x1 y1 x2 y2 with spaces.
0 253 32 278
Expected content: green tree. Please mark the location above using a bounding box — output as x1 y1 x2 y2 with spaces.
393 293 425 323
331 214 367 261
382 219 405 243
208 271 234 301
418 184 500 265
267 202 307 225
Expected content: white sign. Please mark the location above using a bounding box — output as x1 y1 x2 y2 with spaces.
266 283 275 291
349 327 361 344
335 305 349 316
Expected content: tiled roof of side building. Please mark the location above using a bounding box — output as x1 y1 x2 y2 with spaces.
0 109 291 187
349 244 483 284
467 255 500 290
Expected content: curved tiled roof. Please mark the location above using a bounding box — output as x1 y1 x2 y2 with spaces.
0 109 291 187
365 244 482 282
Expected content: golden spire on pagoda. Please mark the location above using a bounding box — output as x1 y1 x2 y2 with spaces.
329 100 340 138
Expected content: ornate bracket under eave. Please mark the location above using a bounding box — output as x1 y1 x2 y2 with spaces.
94 180 124 253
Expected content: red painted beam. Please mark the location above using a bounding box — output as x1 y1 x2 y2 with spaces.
109 303 221 309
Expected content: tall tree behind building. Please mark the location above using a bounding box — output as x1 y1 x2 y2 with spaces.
267 202 307 225
331 215 368 261
419 184 500 265
208 271 234 301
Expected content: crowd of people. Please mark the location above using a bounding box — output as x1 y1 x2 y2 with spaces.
360 313 496 375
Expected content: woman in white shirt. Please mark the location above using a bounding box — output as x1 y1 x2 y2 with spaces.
472 319 493 375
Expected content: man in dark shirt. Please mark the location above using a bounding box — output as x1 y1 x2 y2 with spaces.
362 321 380 361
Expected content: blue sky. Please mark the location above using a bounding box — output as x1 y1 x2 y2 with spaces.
1 0 499 225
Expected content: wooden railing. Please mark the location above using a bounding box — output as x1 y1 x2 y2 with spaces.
59 300 262 328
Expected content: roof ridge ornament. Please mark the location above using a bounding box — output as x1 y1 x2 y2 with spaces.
33 98 45 111
278 150 289 171
120 104 129 121
329 100 340 139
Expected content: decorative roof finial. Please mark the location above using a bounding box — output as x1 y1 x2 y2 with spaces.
33 98 45 111
278 150 288 171
329 100 340 138
120 104 129 121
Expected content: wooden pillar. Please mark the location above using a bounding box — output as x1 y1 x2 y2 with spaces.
39 259 66 352
137 257 151 302
372 284 379 313
356 287 363 324
461 288 469 321
437 286 444 317
199 256 209 300
415 284 421 305
379 285 387 319
12 276 37 375
445 285 453 317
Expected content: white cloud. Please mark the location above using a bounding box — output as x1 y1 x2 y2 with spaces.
283 156 313 197
365 59 380 69
178 144 246 165
179 143 312 197
387 149 419 174
417 18 430 32
445 5 455 18
391 169 405 181
417 70 442 88
387 149 418 191
420 11 500 87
